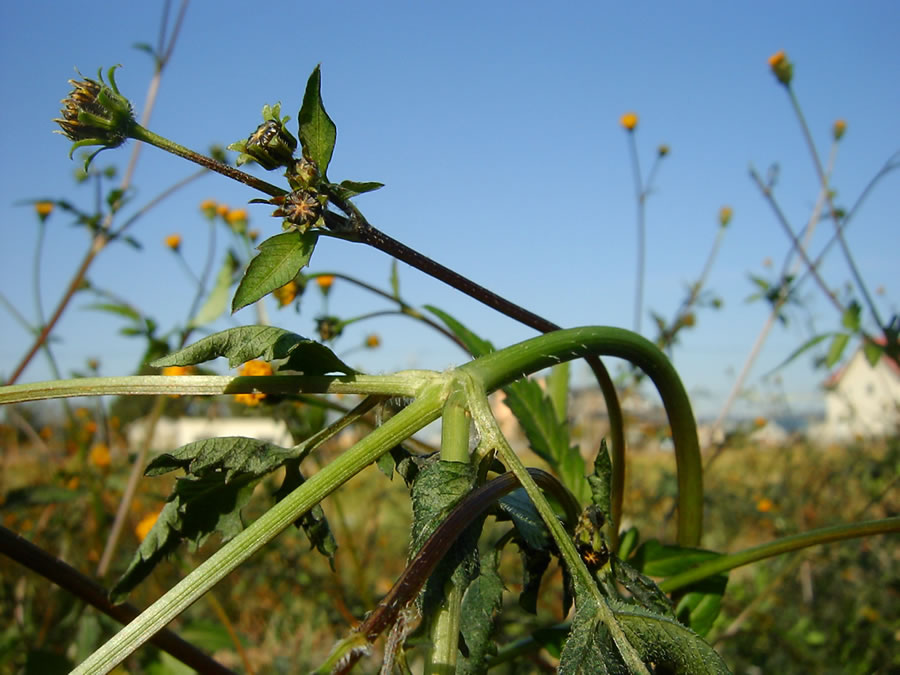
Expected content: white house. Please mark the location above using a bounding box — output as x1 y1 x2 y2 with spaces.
814 342 900 442
127 416 295 452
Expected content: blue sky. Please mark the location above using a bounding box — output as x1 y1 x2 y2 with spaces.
1 1 898 419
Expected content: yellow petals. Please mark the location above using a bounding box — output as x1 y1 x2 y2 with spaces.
273 280 299 307
135 510 161 541
164 233 182 250
234 360 274 406
620 112 638 132
89 442 111 468
718 206 733 227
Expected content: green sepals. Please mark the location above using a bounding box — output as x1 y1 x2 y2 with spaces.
54 66 136 171
151 324 354 374
228 102 297 170
298 65 337 178
232 231 318 312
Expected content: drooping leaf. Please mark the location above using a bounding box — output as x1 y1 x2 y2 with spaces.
112 437 309 600
825 333 851 368
424 305 495 357
232 231 318 313
189 251 238 328
274 458 336 566
587 440 613 524
297 65 337 177
517 541 552 615
457 548 505 674
610 558 674 618
631 539 722 578
151 325 353 373
497 488 551 551
409 459 480 615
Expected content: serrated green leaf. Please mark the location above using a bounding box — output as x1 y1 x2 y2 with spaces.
558 596 624 674
458 548 504 675
825 333 850 368
298 65 337 177
232 231 318 312
588 440 613 524
424 305 495 357
151 325 352 373
611 558 674 618
189 251 238 328
113 437 306 600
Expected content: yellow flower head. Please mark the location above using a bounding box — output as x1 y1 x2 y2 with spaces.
718 206 733 227
165 233 182 250
89 442 111 469
248 228 260 242
216 204 230 218
224 207 248 234
200 199 218 219
756 497 775 513
620 112 638 132
365 333 381 348
832 119 847 141
162 365 194 376
234 360 274 406
135 510 161 541
316 274 335 292
767 50 793 86
35 201 54 220
753 416 767 428
273 280 299 307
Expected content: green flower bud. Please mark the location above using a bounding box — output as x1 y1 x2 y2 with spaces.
270 188 326 232
242 119 298 170
53 66 135 166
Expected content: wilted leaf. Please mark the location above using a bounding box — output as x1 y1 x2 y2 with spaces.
232 231 318 313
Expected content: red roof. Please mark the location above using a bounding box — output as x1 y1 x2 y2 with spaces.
824 336 900 387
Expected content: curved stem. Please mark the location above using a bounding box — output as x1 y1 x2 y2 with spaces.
660 516 899 593
462 326 703 546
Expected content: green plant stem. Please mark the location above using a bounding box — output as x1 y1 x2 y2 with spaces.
427 579 462 674
660 516 900 593
462 325 702 546
440 387 470 464
627 130 646 334
70 384 445 674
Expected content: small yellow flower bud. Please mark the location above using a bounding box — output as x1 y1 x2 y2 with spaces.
756 497 774 513
248 228 260 242
216 204 230 218
767 50 793 86
620 112 638 132
832 119 847 141
718 206 733 227
316 275 335 292
273 280 299 307
200 199 218 219
164 233 182 250
89 442 111 469
225 208 248 234
365 333 381 348
35 202 54 220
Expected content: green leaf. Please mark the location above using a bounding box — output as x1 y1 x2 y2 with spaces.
841 300 862 332
766 332 838 375
458 549 505 674
274 459 337 566
1 485 80 508
631 540 722 578
497 488 551 551
82 302 141 322
825 333 851 368
298 65 337 177
517 542 552 615
424 305 495 357
863 340 883 366
113 437 307 600
337 179 384 198
151 325 352 374
189 251 238 328
610 558 674 618
547 362 570 422
558 596 623 674
587 440 613 524
673 574 728 637
232 231 318 312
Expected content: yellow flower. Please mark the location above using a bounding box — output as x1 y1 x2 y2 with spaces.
162 365 194 376
216 204 230 218
832 119 847 141
135 510 161 542
273 280 299 307
35 201 54 220
365 333 381 348
248 228 260 242
767 50 793 86
89 442 111 468
754 416 767 428
620 112 638 132
164 233 182 250
718 206 733 227
316 274 335 292
200 198 218 219
224 207 248 234
234 360 274 406
756 497 775 513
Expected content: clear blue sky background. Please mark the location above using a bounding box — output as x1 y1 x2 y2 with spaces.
1 1 897 419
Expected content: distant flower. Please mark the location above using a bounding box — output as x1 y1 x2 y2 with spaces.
756 497 775 513
273 280 299 307
225 208 249 233
135 510 161 541
35 202 54 221
620 112 638 132
718 206 733 227
162 365 193 376
767 50 793 86
200 199 218 218
365 333 381 348
680 312 696 328
164 233 182 250
753 416 767 428
657 144 669 157
216 204 230 218
832 119 847 141
89 442 111 468
248 228 260 242
316 275 335 292
234 360 274 407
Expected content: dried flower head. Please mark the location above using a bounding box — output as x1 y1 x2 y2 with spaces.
620 112 638 132
54 66 135 167
271 189 325 232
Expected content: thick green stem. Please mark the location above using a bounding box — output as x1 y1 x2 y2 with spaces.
660 516 900 593
462 325 703 546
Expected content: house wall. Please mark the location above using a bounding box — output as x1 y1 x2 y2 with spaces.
822 351 900 440
127 416 295 451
